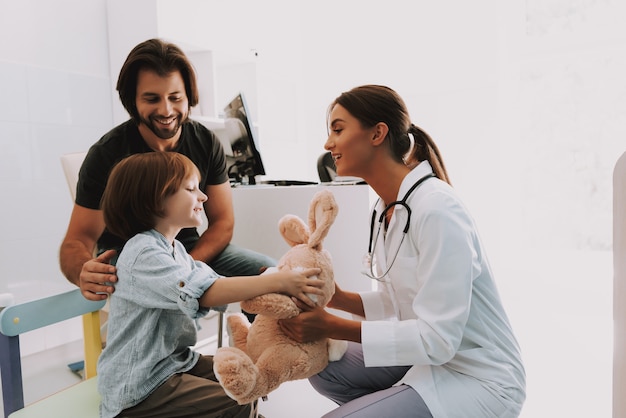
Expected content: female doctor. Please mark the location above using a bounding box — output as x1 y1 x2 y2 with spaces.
279 85 526 418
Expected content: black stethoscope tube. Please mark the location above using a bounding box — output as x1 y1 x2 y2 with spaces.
367 173 435 253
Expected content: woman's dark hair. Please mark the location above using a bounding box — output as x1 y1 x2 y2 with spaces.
116 38 200 123
328 85 450 184
101 152 201 241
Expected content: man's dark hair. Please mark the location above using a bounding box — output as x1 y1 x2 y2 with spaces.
116 38 199 123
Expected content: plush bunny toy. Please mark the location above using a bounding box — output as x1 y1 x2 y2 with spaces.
213 189 348 404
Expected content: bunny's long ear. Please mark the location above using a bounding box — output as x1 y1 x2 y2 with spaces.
308 190 338 250
279 214 309 247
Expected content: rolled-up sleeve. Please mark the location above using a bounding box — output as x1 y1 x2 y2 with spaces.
177 259 226 318
119 234 226 319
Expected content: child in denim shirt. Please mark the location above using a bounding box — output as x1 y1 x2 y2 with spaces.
97 152 322 418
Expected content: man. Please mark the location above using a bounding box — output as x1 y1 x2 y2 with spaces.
59 38 275 304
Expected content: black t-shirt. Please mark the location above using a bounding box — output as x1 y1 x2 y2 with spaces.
76 119 229 252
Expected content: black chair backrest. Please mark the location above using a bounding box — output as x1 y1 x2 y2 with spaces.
317 152 337 182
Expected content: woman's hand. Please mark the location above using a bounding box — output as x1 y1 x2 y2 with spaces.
279 298 331 343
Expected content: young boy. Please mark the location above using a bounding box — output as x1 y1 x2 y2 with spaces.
97 152 322 418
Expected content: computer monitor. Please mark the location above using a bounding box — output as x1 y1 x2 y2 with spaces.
220 93 266 185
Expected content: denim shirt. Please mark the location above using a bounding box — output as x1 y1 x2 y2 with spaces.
97 229 223 418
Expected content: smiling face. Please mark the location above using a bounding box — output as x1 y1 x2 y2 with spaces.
135 69 189 149
324 104 378 179
156 174 207 241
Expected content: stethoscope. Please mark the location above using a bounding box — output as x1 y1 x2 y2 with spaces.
362 173 435 281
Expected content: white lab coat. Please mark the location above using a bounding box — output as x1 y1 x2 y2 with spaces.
359 161 526 418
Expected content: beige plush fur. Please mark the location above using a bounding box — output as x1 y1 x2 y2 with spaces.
213 189 348 404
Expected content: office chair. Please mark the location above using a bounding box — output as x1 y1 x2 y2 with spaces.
317 151 366 184
0 289 105 417
317 152 337 182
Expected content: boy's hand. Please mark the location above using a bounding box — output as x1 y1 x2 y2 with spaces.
281 267 323 307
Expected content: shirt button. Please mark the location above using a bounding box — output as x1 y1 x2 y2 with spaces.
178 281 185 287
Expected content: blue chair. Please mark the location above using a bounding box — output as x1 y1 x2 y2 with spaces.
0 289 105 418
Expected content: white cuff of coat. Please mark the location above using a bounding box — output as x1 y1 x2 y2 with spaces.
361 320 396 367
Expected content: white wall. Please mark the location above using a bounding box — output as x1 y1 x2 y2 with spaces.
0 0 621 416
0 0 113 354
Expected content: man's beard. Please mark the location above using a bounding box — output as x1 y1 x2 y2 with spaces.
140 113 187 140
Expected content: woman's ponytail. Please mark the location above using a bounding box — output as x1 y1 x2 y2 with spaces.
408 123 451 185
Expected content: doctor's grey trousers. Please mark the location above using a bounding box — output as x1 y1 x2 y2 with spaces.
309 341 433 418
